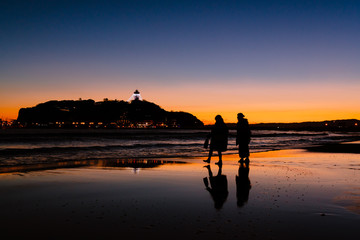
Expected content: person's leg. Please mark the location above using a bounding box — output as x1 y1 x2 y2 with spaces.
204 148 213 163
238 145 243 162
217 163 222 175
245 144 250 162
215 151 222 165
238 144 245 163
206 165 213 177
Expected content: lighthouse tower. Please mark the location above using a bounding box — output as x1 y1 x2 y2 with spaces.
127 89 143 102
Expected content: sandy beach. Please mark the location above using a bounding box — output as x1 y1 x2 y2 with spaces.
0 143 359 240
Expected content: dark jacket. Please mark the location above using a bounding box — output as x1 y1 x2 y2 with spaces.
236 118 251 145
210 122 228 152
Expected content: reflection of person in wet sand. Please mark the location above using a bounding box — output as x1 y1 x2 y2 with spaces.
236 113 251 163
203 115 228 165
203 164 228 209
236 161 251 207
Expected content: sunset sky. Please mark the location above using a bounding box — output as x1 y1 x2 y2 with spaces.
1 0 359 124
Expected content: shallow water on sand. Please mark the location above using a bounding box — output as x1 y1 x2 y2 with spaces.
1 129 359 167
0 151 359 239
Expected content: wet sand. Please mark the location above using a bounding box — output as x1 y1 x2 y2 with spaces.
0 144 359 239
306 141 360 153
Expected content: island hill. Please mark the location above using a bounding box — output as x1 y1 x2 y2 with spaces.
17 98 204 129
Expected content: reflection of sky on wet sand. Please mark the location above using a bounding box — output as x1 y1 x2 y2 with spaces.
0 152 359 239
0 159 187 174
333 188 360 215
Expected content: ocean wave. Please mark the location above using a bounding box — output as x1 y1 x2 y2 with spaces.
1 129 359 167
0 142 203 156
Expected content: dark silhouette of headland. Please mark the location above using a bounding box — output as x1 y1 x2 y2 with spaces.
16 91 204 129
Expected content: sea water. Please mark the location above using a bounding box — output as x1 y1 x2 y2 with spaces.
0 128 359 166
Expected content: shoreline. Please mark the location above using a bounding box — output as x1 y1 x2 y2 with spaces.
1 140 360 174
305 141 360 154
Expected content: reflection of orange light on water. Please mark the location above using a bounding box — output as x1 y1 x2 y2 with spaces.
333 189 360 215
249 150 306 159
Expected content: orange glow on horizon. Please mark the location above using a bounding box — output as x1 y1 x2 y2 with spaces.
191 110 360 125
2 104 359 124
0 107 20 121
1 79 359 123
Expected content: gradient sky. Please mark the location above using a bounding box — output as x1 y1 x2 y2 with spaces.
1 0 359 124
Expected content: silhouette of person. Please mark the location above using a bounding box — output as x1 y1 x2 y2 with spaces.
203 115 228 164
203 164 228 209
236 161 251 207
236 113 251 163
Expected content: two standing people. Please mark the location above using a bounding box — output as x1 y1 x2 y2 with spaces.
204 113 251 164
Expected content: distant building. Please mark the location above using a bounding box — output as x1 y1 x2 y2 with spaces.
127 89 143 102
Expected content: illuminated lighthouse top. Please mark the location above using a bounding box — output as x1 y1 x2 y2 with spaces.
127 89 143 101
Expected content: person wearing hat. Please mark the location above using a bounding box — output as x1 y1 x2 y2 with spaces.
236 113 251 162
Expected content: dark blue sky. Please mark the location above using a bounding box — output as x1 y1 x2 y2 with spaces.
1 0 360 122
